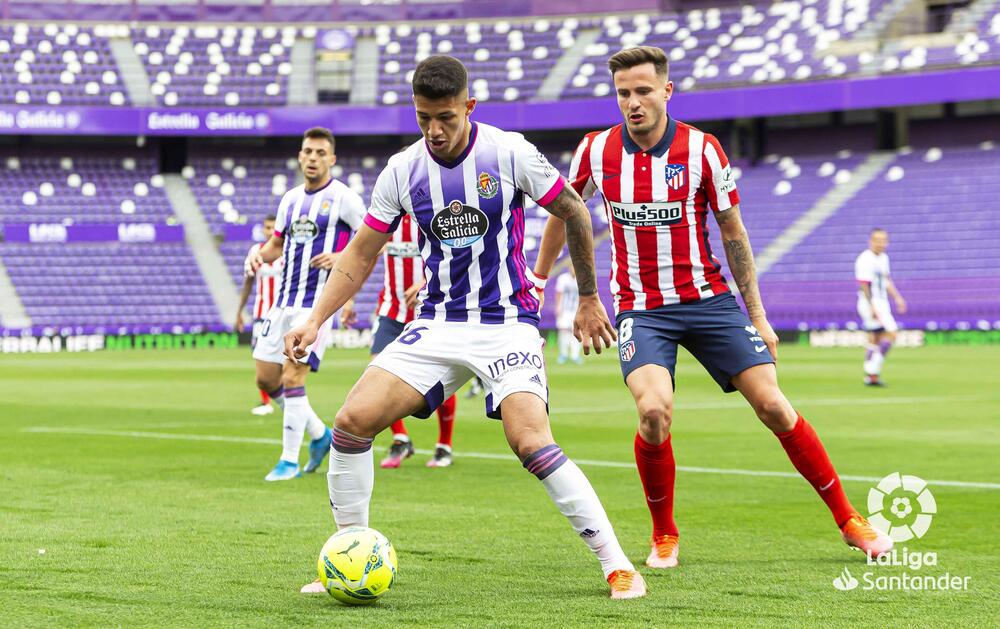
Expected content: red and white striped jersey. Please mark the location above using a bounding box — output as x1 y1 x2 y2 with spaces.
248 242 285 319
569 118 740 314
376 214 424 323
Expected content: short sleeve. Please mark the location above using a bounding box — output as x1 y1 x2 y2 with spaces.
364 165 405 234
702 134 740 213
568 133 599 201
339 185 367 232
512 134 565 206
855 253 874 283
273 191 293 237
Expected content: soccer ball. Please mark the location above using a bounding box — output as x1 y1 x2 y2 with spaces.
317 526 397 605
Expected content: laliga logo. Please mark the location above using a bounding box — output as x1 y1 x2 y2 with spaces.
867 473 936 542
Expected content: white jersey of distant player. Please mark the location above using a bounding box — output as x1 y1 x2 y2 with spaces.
855 249 896 331
855 249 891 302
555 272 579 331
247 242 285 319
273 178 367 310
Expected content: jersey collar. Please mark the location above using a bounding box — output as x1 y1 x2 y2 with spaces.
426 121 478 169
303 177 334 195
621 115 676 158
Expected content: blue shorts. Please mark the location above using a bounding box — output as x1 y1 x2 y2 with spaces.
616 293 775 392
371 316 406 355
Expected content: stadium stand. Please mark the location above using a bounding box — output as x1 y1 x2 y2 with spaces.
0 23 128 106
132 24 295 106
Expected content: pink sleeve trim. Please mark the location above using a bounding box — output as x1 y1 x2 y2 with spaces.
273 230 283 238
364 213 393 233
536 176 566 206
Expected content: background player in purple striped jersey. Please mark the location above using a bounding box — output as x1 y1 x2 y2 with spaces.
286 56 646 599
246 127 367 482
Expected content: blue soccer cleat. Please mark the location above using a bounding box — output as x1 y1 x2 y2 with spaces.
264 459 301 482
304 427 332 474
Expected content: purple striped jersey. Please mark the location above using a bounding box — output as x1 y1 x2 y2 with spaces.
273 178 366 309
364 122 565 326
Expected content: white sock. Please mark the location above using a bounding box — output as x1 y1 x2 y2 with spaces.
558 329 572 359
280 393 310 463
303 399 327 440
524 445 634 578
863 344 880 375
328 428 375 529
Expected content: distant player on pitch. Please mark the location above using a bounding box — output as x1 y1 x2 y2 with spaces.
554 266 583 364
373 212 458 469
246 127 367 481
534 46 893 569
236 214 285 415
855 228 907 386
288 55 646 598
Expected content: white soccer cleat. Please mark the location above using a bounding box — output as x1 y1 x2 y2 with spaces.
251 404 274 416
645 534 679 569
300 579 326 594
608 569 647 600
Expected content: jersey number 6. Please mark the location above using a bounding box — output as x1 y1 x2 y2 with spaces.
399 326 429 346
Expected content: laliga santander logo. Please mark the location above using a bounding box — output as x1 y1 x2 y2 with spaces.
832 567 859 591
867 473 936 542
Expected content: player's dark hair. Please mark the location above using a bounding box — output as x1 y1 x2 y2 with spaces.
412 55 468 100
871 227 887 235
302 127 335 152
264 214 276 222
608 46 669 79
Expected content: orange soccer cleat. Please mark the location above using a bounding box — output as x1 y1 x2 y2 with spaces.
841 514 893 558
607 569 647 600
646 534 680 569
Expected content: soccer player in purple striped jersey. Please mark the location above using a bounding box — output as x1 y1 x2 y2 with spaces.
246 127 367 482
286 56 645 599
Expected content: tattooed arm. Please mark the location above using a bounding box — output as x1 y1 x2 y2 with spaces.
284 225 389 360
541 185 615 354
715 204 779 360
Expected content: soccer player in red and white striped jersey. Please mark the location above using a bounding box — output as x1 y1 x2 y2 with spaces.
371 213 458 468
236 214 285 415
534 46 891 567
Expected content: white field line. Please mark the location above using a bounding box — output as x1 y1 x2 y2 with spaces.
23 426 1000 490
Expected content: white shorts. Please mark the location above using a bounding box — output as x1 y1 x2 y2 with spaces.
252 306 334 371
370 319 548 420
857 298 898 333
556 313 575 331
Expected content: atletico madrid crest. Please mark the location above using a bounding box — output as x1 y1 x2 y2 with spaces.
477 171 499 199
665 164 686 190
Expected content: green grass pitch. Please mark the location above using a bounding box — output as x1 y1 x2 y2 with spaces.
1 344 997 627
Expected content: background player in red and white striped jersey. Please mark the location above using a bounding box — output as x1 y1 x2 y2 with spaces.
534 46 892 568
236 214 285 415
371 213 458 468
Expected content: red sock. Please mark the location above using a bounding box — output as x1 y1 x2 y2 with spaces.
259 389 270 405
390 420 408 438
634 433 678 537
776 415 857 527
436 395 456 447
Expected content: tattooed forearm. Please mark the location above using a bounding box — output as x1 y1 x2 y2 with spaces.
724 233 764 319
333 268 355 283
543 186 598 296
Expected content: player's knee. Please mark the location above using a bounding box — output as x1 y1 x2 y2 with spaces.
753 394 795 432
636 395 673 434
334 405 377 439
509 431 553 462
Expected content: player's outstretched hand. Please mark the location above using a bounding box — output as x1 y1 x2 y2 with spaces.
284 322 319 361
752 316 779 362
234 311 245 333
403 280 425 310
573 294 616 355
244 250 263 276
310 252 339 270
